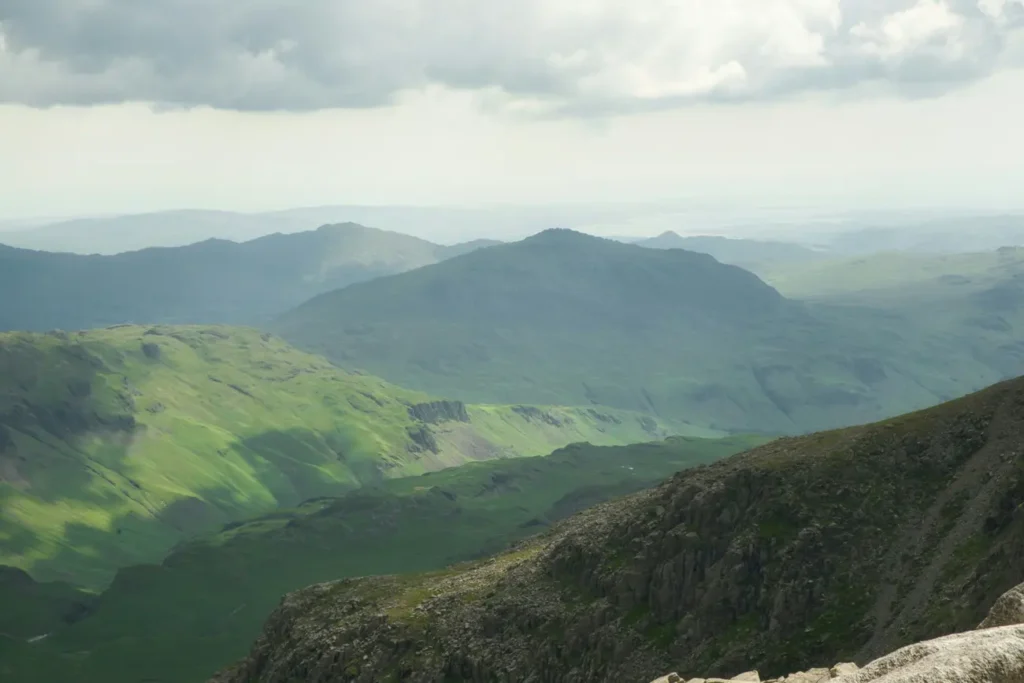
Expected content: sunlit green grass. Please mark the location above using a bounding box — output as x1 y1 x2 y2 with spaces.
4 433 766 683
0 325 697 588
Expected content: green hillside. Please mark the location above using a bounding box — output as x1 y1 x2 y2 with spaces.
0 325 696 588
275 229 1023 435
0 223 495 331
0 435 762 683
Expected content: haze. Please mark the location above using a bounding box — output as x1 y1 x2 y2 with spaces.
3 0 1024 225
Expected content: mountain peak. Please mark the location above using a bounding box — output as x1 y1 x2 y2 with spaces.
522 227 601 244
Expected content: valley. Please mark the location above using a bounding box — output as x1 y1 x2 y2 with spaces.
0 324 693 588
1 435 762 683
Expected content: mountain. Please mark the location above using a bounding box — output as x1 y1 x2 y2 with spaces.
0 566 94 641
757 248 1024 380
636 232 823 269
274 229 1022 435
0 223 496 331
0 325 694 588
821 214 1024 255
0 203 640 254
0 435 762 683
758 246 1024 308
212 375 1024 683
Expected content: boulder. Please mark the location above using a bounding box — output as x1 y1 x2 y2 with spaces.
979 583 1024 629
830 663 859 677
769 669 830 682
837 625 1024 683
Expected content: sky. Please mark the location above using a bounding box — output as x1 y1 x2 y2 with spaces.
2 0 1024 219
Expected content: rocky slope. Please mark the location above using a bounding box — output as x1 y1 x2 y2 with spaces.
212 375 1024 683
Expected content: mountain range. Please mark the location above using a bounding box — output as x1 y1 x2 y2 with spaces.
274 229 1023 435
0 223 499 331
634 231 824 270
1 214 1023 683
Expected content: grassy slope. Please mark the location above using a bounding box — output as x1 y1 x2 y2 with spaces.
0 223 494 331
0 325 694 588
212 376 1024 683
2 435 764 683
275 230 1024 436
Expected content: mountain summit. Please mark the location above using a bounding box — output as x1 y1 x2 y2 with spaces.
274 229 994 434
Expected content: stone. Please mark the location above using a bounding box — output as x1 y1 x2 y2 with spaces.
769 669 830 683
649 675 683 683
840 624 1024 682
830 663 859 678
732 673 761 682
978 582 1024 629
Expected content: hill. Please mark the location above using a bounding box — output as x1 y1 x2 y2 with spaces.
212 375 1024 683
0 435 762 683
636 232 823 269
757 247 1024 306
0 223 498 331
274 229 1022 435
757 248 1024 380
0 203 622 254
822 214 1024 255
0 325 694 588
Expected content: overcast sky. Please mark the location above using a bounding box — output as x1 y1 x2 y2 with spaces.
2 0 1023 219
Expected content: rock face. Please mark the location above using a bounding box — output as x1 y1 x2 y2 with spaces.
408 400 471 424
212 378 1024 683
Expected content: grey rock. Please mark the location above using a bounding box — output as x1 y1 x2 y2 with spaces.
978 583 1024 629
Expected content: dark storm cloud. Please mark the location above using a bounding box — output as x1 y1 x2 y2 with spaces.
0 0 1022 114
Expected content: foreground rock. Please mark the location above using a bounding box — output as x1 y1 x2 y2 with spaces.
213 378 1024 683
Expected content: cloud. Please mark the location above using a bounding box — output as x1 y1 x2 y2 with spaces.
0 0 1022 114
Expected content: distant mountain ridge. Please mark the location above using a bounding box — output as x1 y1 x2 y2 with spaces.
635 231 824 269
274 228 1024 435
0 223 498 332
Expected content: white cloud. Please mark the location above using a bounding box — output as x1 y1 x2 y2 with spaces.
0 0 1021 114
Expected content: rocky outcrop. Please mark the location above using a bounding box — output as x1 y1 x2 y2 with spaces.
979 582 1024 629
408 400 470 424
212 378 1024 683
658 582 1024 683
